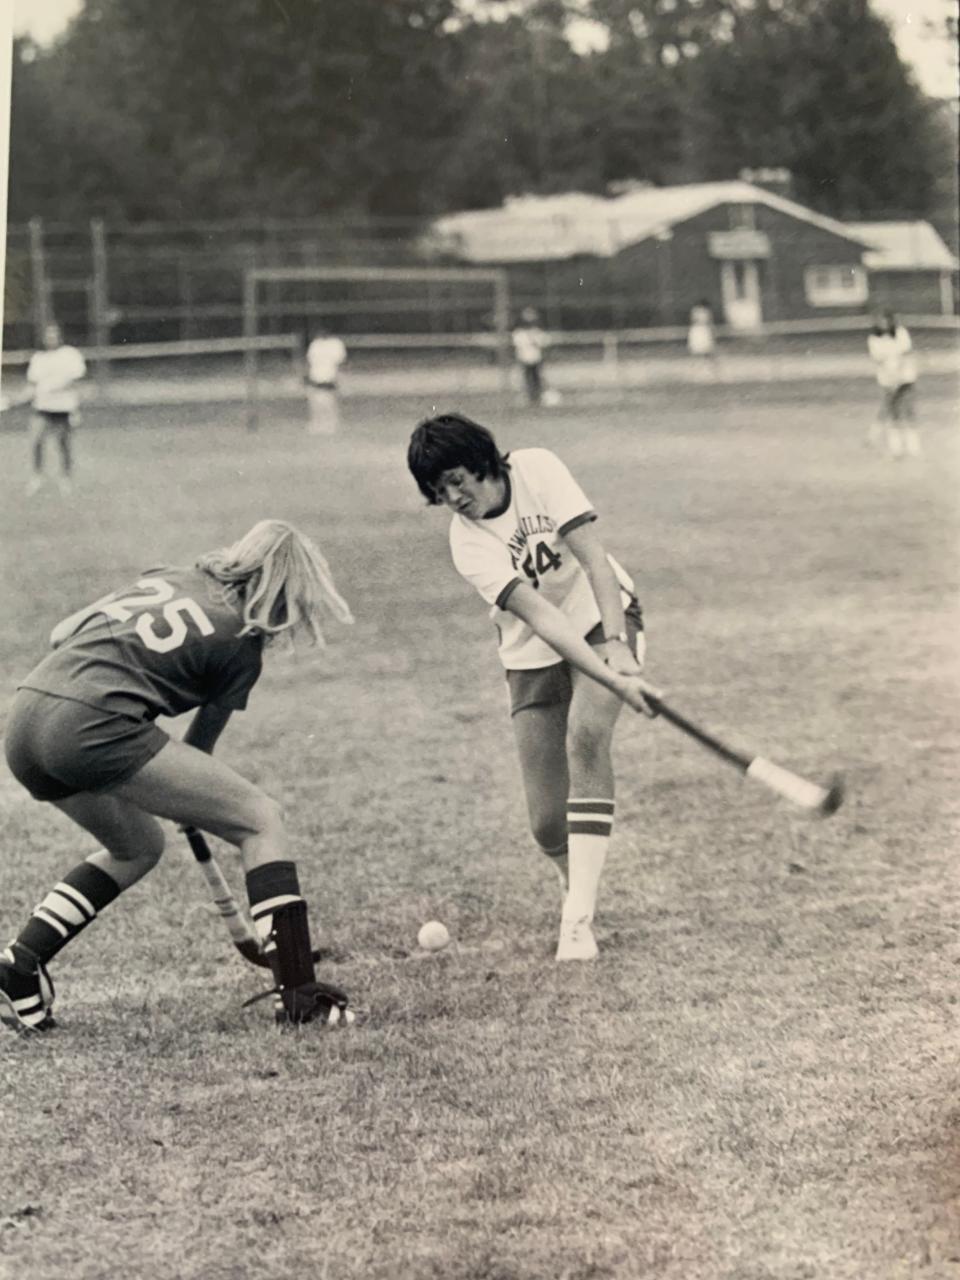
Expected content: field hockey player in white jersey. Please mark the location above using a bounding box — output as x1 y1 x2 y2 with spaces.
25 322 87 496
407 413 659 962
304 325 348 436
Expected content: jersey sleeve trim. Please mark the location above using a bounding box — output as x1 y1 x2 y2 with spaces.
495 578 524 611
558 511 597 538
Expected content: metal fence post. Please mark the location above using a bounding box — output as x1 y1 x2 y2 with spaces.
242 256 259 431
28 217 49 345
493 270 512 398
90 219 111 393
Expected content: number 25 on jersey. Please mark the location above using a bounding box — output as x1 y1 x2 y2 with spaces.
60 578 215 654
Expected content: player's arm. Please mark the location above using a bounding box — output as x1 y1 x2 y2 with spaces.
0 388 35 411
182 704 233 755
504 583 658 716
562 520 642 678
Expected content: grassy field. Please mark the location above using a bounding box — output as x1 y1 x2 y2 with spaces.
0 376 958 1280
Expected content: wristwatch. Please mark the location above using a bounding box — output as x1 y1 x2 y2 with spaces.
603 631 629 644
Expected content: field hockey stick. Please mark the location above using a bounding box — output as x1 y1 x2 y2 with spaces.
182 827 328 969
182 827 271 968
644 693 845 816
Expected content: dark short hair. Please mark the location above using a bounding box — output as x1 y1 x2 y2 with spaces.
407 412 509 504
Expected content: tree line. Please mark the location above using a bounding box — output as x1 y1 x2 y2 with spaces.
7 0 956 235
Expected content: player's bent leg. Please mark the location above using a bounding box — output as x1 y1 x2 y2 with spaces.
511 700 571 892
54 792 165 889
557 673 625 961
1 794 163 1034
110 740 353 1027
106 737 288 870
566 670 622 795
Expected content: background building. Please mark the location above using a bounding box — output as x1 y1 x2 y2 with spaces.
428 181 958 331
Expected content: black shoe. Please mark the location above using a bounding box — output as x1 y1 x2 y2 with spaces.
277 980 354 1027
244 977 354 1027
0 946 56 1034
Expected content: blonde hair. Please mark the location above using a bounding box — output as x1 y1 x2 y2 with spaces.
197 519 353 645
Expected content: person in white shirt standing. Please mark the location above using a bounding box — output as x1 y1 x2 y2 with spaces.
26 323 86 495
511 308 552 406
407 412 659 963
304 326 347 436
687 300 718 381
866 310 920 459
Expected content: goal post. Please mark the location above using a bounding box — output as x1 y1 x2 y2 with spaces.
242 265 512 429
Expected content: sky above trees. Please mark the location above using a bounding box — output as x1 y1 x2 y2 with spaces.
10 0 959 98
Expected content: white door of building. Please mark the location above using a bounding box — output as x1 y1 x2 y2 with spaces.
720 260 763 329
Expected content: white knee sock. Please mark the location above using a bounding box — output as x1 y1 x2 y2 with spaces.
563 799 614 922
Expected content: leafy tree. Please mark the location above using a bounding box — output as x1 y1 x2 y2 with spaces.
686 0 944 218
10 0 464 220
5 0 949 227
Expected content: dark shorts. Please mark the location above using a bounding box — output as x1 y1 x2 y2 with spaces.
34 411 73 428
506 598 644 716
890 382 915 404
4 689 169 801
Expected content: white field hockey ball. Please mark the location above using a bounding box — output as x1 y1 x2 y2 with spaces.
417 921 450 951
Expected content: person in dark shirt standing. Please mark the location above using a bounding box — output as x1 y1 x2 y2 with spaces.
1 519 356 1033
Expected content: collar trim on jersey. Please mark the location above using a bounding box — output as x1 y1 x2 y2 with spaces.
483 469 512 520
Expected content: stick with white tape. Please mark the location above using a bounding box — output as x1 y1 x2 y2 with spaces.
183 827 270 967
644 694 845 816
183 827 328 969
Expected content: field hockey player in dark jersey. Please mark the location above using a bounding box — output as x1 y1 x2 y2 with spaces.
1 519 355 1033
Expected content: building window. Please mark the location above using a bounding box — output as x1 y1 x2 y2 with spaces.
804 264 868 307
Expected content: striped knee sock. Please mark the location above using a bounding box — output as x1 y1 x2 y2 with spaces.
245 861 304 966
15 857 122 964
563 798 615 923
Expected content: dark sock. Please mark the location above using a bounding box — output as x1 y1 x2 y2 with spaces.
17 859 121 964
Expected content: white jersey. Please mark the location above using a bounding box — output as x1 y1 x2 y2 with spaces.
306 336 347 386
868 327 916 389
511 325 546 366
27 345 86 413
449 447 634 670
687 306 715 355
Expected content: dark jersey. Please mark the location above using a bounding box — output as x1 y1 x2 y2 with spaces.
20 566 264 721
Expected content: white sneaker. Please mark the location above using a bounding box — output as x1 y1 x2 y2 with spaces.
25 475 44 496
555 916 598 962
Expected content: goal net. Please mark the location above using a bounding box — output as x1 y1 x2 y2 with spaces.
242 266 512 428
